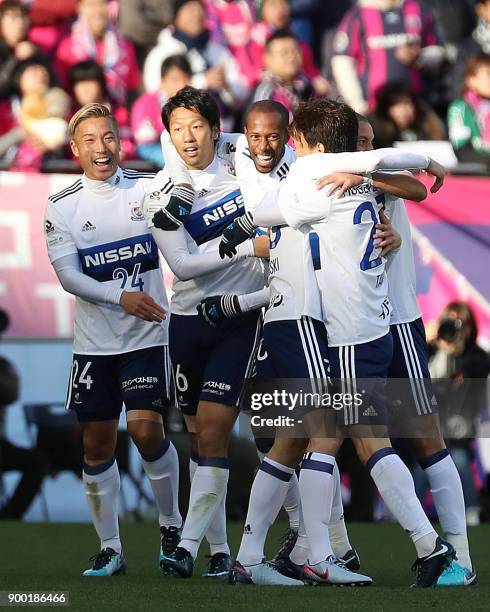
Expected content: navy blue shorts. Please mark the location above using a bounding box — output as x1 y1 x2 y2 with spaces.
256 317 329 385
169 312 262 416
66 346 170 422
388 318 438 416
327 332 393 427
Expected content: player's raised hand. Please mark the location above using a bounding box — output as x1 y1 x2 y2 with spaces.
219 212 256 259
152 185 195 230
197 294 242 327
374 210 402 257
120 291 166 322
252 235 270 258
316 173 364 198
425 159 446 193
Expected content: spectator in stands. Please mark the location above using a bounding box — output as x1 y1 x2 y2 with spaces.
118 0 174 66
0 0 39 100
205 0 256 86
250 0 330 94
331 0 444 113
427 301 490 526
69 60 136 159
54 0 141 105
252 30 314 115
0 56 69 171
143 0 248 122
368 81 446 148
131 55 192 167
448 53 490 170
27 0 78 56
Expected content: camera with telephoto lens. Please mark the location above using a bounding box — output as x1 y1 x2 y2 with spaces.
437 317 464 343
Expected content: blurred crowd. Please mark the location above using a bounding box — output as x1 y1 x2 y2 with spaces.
1 0 490 172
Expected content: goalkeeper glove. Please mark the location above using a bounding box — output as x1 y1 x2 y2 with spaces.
152 186 194 230
219 211 256 259
197 294 242 327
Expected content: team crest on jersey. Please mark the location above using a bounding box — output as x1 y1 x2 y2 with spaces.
130 205 145 221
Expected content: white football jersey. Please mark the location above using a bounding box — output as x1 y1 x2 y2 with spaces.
45 168 168 355
383 196 421 325
234 139 323 324
278 153 392 347
144 150 265 315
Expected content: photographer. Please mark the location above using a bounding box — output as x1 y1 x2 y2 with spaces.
428 301 490 524
0 309 48 520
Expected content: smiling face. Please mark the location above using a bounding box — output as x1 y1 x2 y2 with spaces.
70 115 120 180
245 110 288 173
168 106 219 170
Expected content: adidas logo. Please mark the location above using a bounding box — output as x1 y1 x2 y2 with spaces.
82 220 96 232
430 395 438 406
197 189 209 198
362 405 378 417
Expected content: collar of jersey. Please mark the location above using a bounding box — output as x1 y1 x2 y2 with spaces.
82 167 122 191
188 155 218 177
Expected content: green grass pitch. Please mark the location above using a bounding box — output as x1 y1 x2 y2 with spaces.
1 521 489 611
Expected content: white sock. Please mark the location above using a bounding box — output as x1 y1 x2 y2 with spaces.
368 448 437 558
299 452 335 565
284 472 300 530
328 461 352 558
237 457 294 566
289 504 310 566
180 457 229 559
257 449 300 529
189 453 229 556
421 450 471 569
140 439 182 528
83 458 121 553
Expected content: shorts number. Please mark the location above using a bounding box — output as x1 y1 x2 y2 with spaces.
72 360 93 390
113 263 144 291
353 194 385 271
175 364 188 392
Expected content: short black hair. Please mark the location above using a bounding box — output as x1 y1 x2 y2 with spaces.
161 86 220 131
245 100 290 133
161 54 193 79
265 29 298 51
0 0 28 22
69 60 109 97
290 98 358 153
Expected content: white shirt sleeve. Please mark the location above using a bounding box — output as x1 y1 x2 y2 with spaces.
150 225 254 281
44 200 78 263
277 168 333 230
252 188 286 227
237 287 270 313
52 254 123 305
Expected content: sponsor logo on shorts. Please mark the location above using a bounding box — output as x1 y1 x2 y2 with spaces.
122 376 158 391
203 381 231 393
362 405 378 417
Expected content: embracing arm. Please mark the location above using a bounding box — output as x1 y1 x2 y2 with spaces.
150 225 256 281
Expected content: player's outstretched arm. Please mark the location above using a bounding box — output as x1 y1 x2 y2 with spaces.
151 225 264 281
315 171 427 201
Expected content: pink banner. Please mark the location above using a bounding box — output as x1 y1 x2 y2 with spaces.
1 172 489 341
